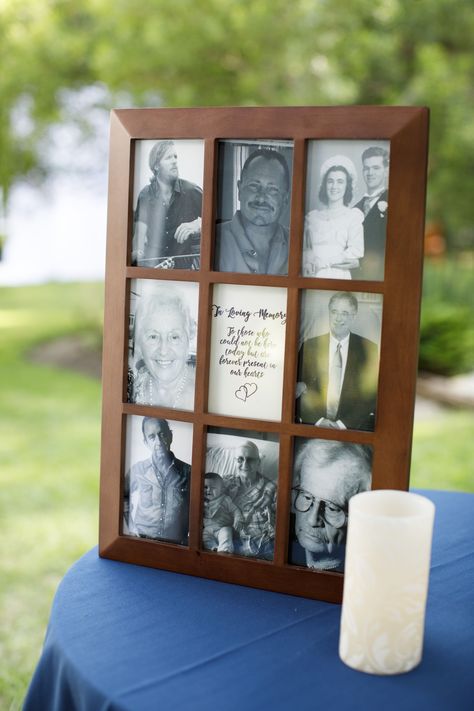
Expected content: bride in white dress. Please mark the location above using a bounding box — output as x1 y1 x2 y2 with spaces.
302 155 364 279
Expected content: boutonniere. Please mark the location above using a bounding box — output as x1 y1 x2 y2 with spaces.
378 200 388 216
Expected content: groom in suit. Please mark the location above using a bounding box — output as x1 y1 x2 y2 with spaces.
355 146 389 280
295 292 379 431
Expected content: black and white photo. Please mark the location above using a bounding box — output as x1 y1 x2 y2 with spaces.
214 140 293 275
289 438 372 572
99 107 429 601
295 290 382 431
204 429 279 560
302 140 390 281
128 279 198 410
354 144 389 280
131 139 204 269
123 416 193 545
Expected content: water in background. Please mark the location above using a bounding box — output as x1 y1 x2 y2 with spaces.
0 180 107 285
0 87 110 285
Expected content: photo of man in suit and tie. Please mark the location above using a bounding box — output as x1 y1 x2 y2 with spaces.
295 291 381 432
354 146 389 280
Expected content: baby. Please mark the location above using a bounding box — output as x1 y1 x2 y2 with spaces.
202 472 243 554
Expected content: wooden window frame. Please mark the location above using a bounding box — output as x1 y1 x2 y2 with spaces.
99 106 429 602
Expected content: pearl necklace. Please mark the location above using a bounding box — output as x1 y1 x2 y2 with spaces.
147 368 188 408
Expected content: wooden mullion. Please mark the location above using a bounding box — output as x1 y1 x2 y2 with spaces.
273 434 293 566
100 107 429 602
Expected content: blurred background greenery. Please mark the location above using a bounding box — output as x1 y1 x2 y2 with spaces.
0 0 473 708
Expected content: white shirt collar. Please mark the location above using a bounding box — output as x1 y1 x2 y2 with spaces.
362 187 386 200
330 332 350 349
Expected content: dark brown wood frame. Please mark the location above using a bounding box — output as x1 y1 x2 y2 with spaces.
99 106 429 603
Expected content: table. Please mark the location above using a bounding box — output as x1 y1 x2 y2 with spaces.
23 490 474 711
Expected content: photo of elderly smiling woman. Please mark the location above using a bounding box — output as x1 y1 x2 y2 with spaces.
289 438 372 572
128 279 198 410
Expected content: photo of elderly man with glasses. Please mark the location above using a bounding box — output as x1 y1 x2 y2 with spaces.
214 145 292 275
289 438 372 572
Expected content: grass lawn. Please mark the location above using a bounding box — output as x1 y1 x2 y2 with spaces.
0 283 103 711
1 282 473 710
412 407 474 491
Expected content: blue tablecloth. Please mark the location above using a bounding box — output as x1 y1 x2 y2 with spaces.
24 490 474 711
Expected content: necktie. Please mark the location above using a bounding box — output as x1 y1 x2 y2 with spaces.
327 343 342 420
363 196 373 217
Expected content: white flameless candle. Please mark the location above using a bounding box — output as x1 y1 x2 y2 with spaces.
339 490 435 675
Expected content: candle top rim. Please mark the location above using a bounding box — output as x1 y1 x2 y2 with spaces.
349 489 435 520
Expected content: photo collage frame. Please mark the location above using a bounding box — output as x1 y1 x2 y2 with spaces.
99 107 429 602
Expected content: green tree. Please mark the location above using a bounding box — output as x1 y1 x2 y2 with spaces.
1 0 473 247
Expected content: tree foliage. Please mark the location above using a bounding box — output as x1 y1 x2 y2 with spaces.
1 0 473 246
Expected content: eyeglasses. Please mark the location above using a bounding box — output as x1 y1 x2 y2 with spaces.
236 456 259 465
292 487 347 528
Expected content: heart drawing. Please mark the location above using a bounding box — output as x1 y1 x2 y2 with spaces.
235 383 258 402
